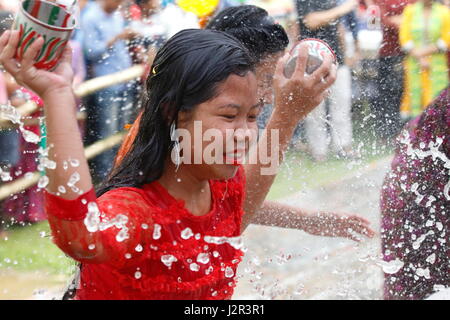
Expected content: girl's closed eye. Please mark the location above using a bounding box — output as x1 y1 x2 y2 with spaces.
222 114 237 120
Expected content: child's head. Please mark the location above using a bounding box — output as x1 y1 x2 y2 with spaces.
100 28 257 195
135 0 160 13
206 5 289 104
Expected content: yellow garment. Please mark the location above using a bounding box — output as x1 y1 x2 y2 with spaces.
399 2 450 117
177 0 219 18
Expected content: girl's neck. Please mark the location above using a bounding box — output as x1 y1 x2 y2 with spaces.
158 161 212 216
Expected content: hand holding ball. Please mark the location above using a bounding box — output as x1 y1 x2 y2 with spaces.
283 39 337 78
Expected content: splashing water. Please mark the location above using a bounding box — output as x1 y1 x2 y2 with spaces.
0 103 41 143
377 259 404 274
224 266 234 278
67 172 81 193
0 167 12 182
153 224 161 240
190 263 200 272
412 230 434 250
37 175 49 189
204 235 244 250
38 157 57 171
161 255 177 269
83 202 130 242
84 202 101 232
197 253 210 265
400 132 450 200
180 227 193 240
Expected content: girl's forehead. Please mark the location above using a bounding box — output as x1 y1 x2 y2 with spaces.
213 73 258 103
195 73 258 113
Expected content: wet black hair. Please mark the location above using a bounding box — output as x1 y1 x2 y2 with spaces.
206 5 289 63
97 28 254 196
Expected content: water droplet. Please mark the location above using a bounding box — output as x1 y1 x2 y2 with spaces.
125 253 132 259
0 168 12 182
37 176 49 189
153 224 161 240
190 263 200 272
135 244 143 252
197 253 209 264
69 158 80 167
88 244 96 250
205 266 214 275
377 259 404 274
134 271 142 279
39 231 46 238
224 266 234 278
426 253 436 264
141 224 148 230
161 255 177 269
67 172 81 190
180 227 193 240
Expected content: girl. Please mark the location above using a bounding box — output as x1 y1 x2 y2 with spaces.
0 28 372 299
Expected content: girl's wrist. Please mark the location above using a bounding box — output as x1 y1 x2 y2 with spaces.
41 85 75 102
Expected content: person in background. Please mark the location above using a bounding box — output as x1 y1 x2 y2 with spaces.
399 0 450 120
380 86 449 300
0 11 19 174
371 0 415 145
295 0 359 161
0 10 45 226
116 5 375 247
207 5 289 131
81 0 138 181
0 11 19 237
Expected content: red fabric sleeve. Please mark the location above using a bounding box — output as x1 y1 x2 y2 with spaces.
44 188 97 221
45 187 154 268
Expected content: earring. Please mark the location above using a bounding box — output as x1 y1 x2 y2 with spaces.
170 122 181 172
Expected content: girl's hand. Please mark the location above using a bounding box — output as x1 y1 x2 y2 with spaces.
273 42 337 121
0 30 74 100
304 211 376 242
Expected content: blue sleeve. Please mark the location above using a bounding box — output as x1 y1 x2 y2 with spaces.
81 17 109 62
342 11 359 40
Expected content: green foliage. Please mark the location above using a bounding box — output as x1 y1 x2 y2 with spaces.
0 222 76 275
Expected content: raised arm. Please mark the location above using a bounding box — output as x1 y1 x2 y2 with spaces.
242 42 337 231
0 30 144 267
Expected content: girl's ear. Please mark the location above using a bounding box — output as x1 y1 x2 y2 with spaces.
177 110 192 128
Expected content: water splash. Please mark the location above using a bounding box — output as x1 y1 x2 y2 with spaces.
153 224 161 240
37 175 49 189
377 259 404 274
180 227 193 240
161 254 177 269
196 253 210 264
204 235 244 250
0 167 12 182
83 202 130 242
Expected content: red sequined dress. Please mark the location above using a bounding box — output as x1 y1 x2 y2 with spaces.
44 166 246 300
